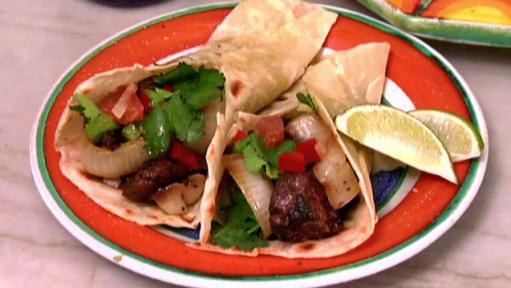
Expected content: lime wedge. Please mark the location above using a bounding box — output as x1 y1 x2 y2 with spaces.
410 110 484 162
335 105 457 184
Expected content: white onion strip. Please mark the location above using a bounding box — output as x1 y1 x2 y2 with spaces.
223 154 273 238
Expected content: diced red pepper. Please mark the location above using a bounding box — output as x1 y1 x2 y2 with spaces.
169 140 206 171
256 115 285 148
296 139 321 164
234 130 248 143
163 84 174 92
278 151 305 173
139 88 152 114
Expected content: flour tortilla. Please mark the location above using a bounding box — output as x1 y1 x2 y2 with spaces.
303 43 391 116
55 0 336 229
192 93 376 258
58 144 200 228
193 43 391 257
196 1 337 242
209 0 325 42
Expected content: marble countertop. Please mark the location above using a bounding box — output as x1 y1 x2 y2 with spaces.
2 0 510 287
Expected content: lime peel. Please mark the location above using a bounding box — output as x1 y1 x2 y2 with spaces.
335 105 458 184
409 110 483 162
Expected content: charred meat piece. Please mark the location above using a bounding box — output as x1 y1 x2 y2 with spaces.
101 129 124 151
122 159 189 201
269 172 341 242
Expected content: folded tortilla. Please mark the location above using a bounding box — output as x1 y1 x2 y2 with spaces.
194 93 375 258
193 43 391 258
304 42 396 176
55 0 336 229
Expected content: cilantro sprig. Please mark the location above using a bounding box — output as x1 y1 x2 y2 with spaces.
234 133 297 179
142 63 225 156
297 92 317 113
71 94 119 143
146 88 173 108
153 62 198 85
213 187 269 252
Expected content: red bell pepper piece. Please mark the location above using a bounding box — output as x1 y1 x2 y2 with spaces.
169 140 205 171
296 139 321 164
278 151 305 173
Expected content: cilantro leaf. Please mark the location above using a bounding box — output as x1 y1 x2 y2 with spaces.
73 94 119 143
164 97 205 143
213 188 269 252
184 86 223 110
243 145 267 172
165 97 192 138
297 92 317 113
153 63 197 85
198 67 225 88
146 88 174 108
142 107 172 156
186 112 205 143
178 67 225 110
234 134 297 179
234 134 267 172
173 79 195 93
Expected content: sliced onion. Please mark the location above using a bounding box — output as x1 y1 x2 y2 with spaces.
182 174 206 205
79 138 153 179
223 154 273 238
286 114 360 209
150 173 205 215
151 184 187 215
111 83 137 119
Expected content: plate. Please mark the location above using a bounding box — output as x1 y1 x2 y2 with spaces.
359 0 511 47
30 3 488 287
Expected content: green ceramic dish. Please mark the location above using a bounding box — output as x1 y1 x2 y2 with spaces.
359 0 511 47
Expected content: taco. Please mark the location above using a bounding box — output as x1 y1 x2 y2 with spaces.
193 43 390 258
55 0 337 230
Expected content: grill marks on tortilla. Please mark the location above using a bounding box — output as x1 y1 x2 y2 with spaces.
208 203 216 217
298 243 316 251
230 80 243 98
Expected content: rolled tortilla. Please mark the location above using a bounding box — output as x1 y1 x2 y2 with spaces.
192 92 375 258
193 43 391 257
55 0 336 229
196 1 337 241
